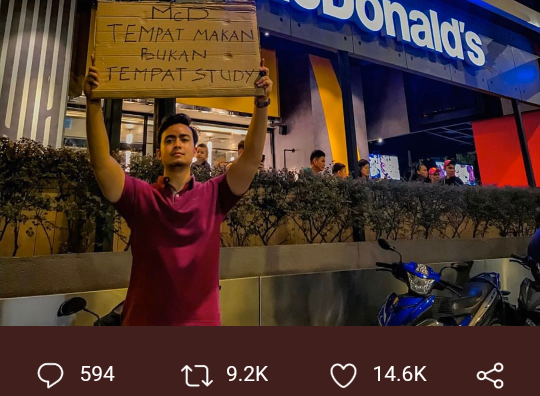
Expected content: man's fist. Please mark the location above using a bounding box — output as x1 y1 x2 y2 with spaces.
84 54 100 101
255 58 273 100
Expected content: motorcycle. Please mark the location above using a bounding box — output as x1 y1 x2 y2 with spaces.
376 239 509 326
509 254 540 326
57 297 124 326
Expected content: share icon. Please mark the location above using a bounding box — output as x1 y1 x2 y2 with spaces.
477 363 504 389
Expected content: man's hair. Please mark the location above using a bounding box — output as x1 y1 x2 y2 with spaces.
158 113 199 146
444 159 456 168
238 140 245 151
197 143 208 150
310 150 325 163
332 163 346 174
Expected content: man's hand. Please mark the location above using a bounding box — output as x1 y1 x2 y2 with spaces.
84 54 100 102
255 59 273 101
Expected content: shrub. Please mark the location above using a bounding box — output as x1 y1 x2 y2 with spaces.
1 137 539 256
0 138 56 255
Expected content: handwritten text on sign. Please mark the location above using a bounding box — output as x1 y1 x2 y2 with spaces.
93 1 263 99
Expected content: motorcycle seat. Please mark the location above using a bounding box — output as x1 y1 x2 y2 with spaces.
452 281 493 316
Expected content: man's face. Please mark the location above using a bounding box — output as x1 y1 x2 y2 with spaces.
196 146 208 162
313 156 326 172
445 164 456 178
337 168 347 179
157 124 196 168
430 172 441 183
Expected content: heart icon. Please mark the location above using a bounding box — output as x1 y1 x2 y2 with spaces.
331 363 357 389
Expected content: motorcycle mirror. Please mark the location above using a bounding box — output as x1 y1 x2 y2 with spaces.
57 297 87 317
452 262 470 270
378 239 393 251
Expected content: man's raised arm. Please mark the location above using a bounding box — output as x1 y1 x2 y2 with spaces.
226 61 273 196
85 55 125 203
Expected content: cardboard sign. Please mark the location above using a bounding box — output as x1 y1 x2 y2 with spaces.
92 1 263 98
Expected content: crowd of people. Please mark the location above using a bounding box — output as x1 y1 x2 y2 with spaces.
300 149 466 185
193 145 466 186
409 160 464 186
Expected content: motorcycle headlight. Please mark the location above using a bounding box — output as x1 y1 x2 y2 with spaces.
407 272 435 296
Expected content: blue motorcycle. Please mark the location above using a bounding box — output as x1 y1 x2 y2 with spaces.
376 239 508 326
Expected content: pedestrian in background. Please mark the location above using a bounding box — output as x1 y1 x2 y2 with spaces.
411 163 429 183
358 159 370 180
302 150 326 175
428 167 440 183
441 160 464 186
332 163 347 178
191 143 211 173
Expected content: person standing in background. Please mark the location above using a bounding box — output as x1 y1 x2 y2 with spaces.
332 163 347 179
441 160 464 186
358 159 370 180
237 140 245 159
226 140 245 170
302 150 326 175
428 167 440 184
411 163 429 182
191 143 211 173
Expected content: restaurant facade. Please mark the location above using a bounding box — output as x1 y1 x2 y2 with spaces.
0 0 539 185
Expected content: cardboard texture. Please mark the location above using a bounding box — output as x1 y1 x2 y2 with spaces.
93 1 264 98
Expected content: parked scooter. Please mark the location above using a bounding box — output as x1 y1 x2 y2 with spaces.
376 239 509 326
504 228 540 326
57 297 123 326
508 254 540 326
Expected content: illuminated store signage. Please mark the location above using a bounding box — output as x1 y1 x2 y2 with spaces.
271 0 486 67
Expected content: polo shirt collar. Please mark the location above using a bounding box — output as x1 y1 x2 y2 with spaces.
157 175 195 195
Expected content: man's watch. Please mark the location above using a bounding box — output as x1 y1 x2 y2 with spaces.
255 98 271 108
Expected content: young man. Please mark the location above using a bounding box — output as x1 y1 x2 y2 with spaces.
440 160 464 186
302 150 326 175
428 167 440 184
332 162 347 179
84 55 273 325
225 140 245 170
237 140 245 158
191 143 211 172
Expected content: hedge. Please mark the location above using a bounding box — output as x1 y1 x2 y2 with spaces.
1 138 539 255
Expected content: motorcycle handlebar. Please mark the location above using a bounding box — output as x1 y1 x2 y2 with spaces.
375 262 393 269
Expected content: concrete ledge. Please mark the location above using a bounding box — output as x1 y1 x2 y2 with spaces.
0 237 531 298
0 252 132 299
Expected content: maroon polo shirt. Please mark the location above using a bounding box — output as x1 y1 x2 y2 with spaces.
113 173 241 326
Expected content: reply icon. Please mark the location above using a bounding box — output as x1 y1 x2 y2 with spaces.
38 363 64 389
